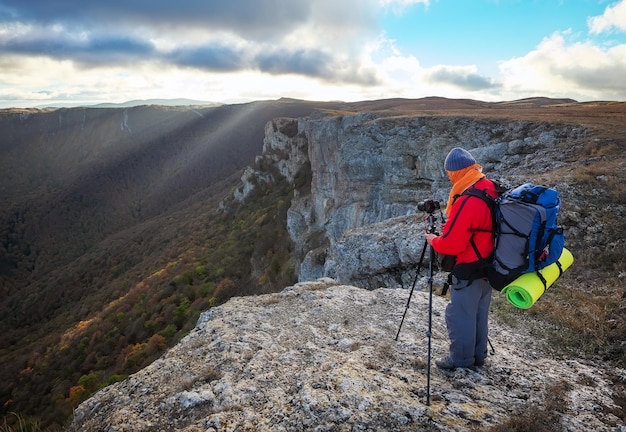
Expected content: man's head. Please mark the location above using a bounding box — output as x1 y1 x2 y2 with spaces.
444 147 476 171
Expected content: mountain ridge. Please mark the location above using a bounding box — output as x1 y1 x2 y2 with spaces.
32 98 221 109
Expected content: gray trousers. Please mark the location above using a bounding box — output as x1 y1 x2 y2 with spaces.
445 276 492 367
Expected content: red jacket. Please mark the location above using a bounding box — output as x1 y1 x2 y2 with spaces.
431 178 498 265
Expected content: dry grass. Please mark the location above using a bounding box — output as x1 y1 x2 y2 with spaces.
0 413 45 432
569 159 626 203
479 380 571 432
531 283 626 355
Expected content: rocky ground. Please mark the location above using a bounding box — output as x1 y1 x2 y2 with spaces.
69 279 625 431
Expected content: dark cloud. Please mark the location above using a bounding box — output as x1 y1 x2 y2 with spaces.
0 0 379 84
168 45 248 72
565 67 626 93
426 67 499 91
256 49 333 78
0 0 313 40
168 44 381 86
0 33 156 65
168 44 335 77
254 49 380 85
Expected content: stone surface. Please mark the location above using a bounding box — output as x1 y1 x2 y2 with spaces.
69 280 624 431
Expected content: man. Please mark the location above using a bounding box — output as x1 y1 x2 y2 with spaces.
425 147 498 370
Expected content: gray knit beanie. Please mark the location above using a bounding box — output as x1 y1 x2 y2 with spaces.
444 147 476 171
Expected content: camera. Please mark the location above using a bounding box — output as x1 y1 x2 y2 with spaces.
417 199 440 213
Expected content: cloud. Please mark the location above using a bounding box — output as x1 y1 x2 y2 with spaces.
167 43 380 85
499 31 626 99
0 0 311 40
0 0 380 45
256 48 380 85
425 65 499 91
0 28 156 66
168 44 248 72
495 1 626 100
256 49 335 77
0 0 381 85
588 0 626 34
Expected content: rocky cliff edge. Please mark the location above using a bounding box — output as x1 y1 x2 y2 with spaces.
69 279 623 431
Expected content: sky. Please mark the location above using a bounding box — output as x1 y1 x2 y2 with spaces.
0 0 625 108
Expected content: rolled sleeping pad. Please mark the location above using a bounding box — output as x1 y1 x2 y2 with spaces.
501 248 574 309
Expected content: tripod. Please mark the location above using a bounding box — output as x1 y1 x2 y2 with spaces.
395 212 437 406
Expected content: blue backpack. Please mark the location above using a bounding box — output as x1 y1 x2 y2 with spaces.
464 182 565 291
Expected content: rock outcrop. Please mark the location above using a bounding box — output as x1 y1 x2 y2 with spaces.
237 113 589 287
69 280 623 431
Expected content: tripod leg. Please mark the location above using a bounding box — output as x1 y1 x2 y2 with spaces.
393 212 438 406
426 240 435 406
395 239 428 341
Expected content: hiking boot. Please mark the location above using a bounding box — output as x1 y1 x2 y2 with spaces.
435 357 459 370
474 358 485 367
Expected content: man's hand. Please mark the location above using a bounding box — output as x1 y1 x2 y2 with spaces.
425 232 438 246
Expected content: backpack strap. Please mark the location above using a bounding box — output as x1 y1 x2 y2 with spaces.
460 185 498 234
460 184 499 256
536 270 548 291
556 258 564 277
536 249 565 292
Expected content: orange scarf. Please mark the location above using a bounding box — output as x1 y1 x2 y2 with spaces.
445 164 485 216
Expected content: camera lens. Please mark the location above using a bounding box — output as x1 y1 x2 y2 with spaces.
417 200 440 213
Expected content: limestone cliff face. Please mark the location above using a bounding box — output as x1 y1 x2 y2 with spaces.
243 113 587 287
